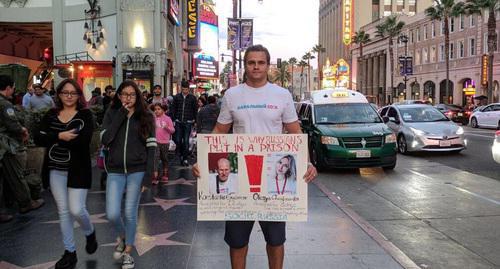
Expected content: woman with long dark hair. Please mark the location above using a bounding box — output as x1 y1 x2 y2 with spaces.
100 80 156 269
35 79 97 269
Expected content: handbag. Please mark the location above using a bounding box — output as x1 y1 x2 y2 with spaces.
168 140 176 152
96 146 108 170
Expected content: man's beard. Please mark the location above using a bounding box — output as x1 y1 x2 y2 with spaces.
154 93 161 96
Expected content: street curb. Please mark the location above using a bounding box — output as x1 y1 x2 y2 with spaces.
314 181 421 269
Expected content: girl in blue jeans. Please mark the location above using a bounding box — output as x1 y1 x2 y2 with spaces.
101 80 156 269
35 79 97 269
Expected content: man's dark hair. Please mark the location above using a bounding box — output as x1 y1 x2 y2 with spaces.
0 75 14 91
181 80 189 89
207 95 216 104
243 44 270 65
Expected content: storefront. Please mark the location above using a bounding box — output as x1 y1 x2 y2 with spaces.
122 69 154 94
72 61 113 101
462 79 476 108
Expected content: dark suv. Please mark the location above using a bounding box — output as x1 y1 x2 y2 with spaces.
435 104 469 125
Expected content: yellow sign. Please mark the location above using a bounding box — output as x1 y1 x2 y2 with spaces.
332 91 349 97
463 85 476 95
342 0 353 45
481 54 488 86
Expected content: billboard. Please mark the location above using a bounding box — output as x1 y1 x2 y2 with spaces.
227 18 253 50
187 0 200 50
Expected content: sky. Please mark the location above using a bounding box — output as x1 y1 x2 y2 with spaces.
214 0 319 68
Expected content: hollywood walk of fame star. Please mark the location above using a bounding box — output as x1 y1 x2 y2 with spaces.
163 178 196 186
0 260 56 269
102 231 189 256
43 213 108 228
141 197 195 211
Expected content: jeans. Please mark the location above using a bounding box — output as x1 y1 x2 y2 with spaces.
106 172 144 246
50 170 94 252
174 122 192 161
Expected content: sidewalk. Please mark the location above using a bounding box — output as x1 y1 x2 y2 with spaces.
0 163 417 269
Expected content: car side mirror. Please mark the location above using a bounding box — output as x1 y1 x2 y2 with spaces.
382 116 390 123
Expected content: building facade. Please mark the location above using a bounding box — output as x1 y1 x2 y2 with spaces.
319 0 432 91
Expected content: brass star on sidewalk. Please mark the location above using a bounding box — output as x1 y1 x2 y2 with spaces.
141 197 195 211
0 260 56 269
163 178 197 186
43 213 108 228
102 231 189 256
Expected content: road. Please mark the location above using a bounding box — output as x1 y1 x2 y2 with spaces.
317 127 500 269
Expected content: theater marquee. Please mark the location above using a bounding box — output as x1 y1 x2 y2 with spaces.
343 0 353 45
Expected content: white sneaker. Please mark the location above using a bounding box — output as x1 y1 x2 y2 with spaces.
113 237 125 260
121 253 135 269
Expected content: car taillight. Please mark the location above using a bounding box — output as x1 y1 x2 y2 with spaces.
496 130 500 138
445 111 454 117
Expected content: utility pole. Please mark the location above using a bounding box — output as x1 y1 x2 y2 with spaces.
232 0 237 81
239 0 242 71
398 34 409 100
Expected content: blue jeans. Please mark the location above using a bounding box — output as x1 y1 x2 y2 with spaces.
106 172 144 246
174 122 192 161
50 170 94 252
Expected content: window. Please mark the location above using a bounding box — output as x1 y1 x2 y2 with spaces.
417 28 420 42
439 44 445 61
384 0 392 16
450 18 455 33
484 33 488 53
372 0 380 21
459 41 464 58
470 15 475 27
441 21 444 36
397 0 403 12
415 49 421 65
450 43 455 59
460 15 464 30
410 30 414 43
431 22 435 38
423 24 428 40
430 46 436 62
408 0 416 15
423 47 428 63
469 38 476 56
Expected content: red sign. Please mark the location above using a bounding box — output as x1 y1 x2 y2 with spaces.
200 3 218 26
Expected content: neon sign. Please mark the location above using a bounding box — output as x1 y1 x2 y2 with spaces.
343 0 353 45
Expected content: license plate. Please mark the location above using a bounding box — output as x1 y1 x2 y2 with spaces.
457 113 463 116
353 150 371 158
439 140 451 147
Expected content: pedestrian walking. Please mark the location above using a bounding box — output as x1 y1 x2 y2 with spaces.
0 75 44 224
171 80 197 166
196 95 220 134
22 85 34 109
151 103 175 184
35 79 97 269
28 84 55 111
101 80 156 269
193 45 317 269
148 85 168 106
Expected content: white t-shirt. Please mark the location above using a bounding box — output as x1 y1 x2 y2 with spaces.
209 173 238 194
217 83 298 134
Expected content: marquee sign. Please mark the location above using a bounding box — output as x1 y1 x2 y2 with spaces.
481 54 488 86
342 0 353 45
193 54 219 79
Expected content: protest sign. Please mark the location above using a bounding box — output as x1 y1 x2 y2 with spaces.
197 134 308 221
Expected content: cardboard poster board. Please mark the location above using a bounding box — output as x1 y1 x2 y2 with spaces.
197 134 308 222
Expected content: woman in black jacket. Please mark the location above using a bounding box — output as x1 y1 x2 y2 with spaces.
35 79 97 269
101 80 156 269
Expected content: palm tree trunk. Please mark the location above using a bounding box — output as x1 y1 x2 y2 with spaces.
291 65 294 95
389 37 394 105
300 66 304 98
307 59 311 92
444 17 450 104
359 44 364 92
487 8 497 102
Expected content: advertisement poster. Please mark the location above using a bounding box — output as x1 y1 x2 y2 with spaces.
240 19 253 50
227 18 240 50
197 134 308 222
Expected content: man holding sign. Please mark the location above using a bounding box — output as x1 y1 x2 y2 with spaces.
193 44 317 269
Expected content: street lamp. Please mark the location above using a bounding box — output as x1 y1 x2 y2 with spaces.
398 33 409 99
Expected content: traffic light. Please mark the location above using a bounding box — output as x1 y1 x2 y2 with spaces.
43 47 53 64
277 58 281 68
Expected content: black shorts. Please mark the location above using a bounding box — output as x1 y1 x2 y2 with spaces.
224 221 286 249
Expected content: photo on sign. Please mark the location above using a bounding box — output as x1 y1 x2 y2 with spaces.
266 154 298 195
208 152 238 195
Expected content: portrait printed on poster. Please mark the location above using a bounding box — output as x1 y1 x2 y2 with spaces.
197 134 308 222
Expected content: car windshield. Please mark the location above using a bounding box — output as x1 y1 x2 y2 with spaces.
314 103 382 124
398 106 449 122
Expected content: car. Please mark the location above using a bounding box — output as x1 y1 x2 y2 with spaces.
493 130 500 164
435 104 470 125
379 104 466 154
469 103 500 129
297 88 397 170
393 100 432 105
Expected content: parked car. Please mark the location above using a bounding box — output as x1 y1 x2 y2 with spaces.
379 104 466 154
493 130 500 164
393 100 432 105
469 103 500 129
435 104 470 125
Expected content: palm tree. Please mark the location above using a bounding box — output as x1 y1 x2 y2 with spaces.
466 0 500 102
298 60 308 99
376 15 405 105
273 60 291 88
312 44 326 88
302 52 315 92
426 0 465 104
288 57 298 93
353 31 371 92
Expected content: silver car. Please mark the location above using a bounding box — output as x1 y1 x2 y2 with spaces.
379 104 466 154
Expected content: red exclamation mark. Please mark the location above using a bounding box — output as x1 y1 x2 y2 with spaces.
244 155 264 192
